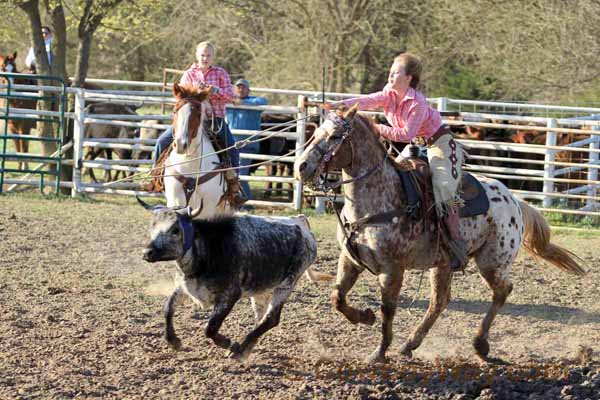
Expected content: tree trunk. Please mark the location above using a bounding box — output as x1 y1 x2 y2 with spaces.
73 31 93 88
47 3 71 194
18 0 57 186
49 4 67 80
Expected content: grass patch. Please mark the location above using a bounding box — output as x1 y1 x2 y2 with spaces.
543 210 600 230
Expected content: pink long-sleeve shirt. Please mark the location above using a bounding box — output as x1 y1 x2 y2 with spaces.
180 64 234 118
339 85 442 142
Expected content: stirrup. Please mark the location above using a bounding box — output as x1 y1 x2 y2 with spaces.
450 256 467 272
447 239 468 272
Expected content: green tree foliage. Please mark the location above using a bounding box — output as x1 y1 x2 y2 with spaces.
1 0 599 104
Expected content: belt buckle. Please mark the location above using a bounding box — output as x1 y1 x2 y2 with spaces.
413 136 426 146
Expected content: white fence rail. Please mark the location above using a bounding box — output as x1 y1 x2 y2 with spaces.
3 78 600 216
68 88 308 209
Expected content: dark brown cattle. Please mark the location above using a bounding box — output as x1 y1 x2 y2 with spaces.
259 114 319 199
510 125 591 203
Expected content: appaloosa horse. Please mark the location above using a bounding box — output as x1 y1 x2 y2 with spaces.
0 52 37 170
160 83 228 218
294 106 585 364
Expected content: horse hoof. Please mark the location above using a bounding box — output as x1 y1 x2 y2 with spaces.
365 351 387 364
473 336 490 358
227 342 247 361
167 336 182 351
400 346 413 359
362 309 376 326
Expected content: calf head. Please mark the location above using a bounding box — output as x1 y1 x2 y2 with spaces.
137 197 202 262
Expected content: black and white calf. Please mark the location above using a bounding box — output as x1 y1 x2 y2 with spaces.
138 198 330 360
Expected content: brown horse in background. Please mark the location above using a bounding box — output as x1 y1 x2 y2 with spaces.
0 52 37 170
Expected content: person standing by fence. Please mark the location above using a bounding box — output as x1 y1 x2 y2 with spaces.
226 78 268 205
25 26 52 74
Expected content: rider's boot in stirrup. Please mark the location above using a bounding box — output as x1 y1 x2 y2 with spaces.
444 205 468 271
225 169 248 208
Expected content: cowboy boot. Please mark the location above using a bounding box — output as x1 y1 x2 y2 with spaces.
444 205 468 271
225 169 248 208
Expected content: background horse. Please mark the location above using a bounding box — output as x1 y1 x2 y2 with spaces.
294 106 585 364
82 102 139 182
163 83 227 218
0 52 37 170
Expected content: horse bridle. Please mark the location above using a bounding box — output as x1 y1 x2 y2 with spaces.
314 112 388 192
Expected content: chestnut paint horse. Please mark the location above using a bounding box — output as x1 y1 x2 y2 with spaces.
0 52 37 170
163 83 227 218
294 106 585 364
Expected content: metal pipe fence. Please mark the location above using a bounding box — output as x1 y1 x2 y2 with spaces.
3 77 600 217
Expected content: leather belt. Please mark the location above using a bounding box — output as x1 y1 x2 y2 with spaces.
424 125 451 147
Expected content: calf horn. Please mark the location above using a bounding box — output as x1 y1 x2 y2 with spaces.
136 195 156 211
187 199 204 219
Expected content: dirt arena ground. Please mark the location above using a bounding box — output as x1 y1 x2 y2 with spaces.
1 194 599 399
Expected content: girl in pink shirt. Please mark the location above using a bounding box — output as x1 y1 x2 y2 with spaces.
323 53 467 270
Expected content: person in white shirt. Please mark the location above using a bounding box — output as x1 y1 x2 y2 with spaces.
25 26 52 74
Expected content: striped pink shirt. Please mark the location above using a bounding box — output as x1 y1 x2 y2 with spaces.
339 85 442 142
180 64 234 118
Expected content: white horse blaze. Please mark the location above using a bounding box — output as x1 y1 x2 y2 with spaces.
164 99 228 218
174 104 191 154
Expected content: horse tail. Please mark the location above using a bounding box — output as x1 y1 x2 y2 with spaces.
518 200 586 276
305 267 335 283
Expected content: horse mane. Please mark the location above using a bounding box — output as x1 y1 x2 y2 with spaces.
351 112 390 154
172 83 211 104
350 112 420 173
354 112 378 134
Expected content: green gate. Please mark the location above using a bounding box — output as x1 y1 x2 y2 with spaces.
0 73 66 194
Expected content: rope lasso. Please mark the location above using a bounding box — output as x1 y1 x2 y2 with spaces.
101 114 316 186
